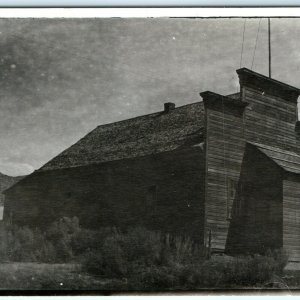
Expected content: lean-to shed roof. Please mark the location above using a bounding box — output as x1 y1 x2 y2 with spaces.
248 142 300 174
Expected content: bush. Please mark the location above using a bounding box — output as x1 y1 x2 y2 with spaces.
71 229 100 255
71 227 118 256
0 217 82 263
81 250 104 275
0 224 57 263
130 266 178 290
119 227 162 266
81 228 143 278
45 216 80 262
222 250 288 287
128 250 288 290
81 227 207 281
161 233 207 266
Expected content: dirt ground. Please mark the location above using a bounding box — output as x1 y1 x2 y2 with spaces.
0 262 118 291
0 262 299 293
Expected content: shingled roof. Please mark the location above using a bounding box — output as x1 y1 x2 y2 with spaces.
39 101 205 171
248 142 300 174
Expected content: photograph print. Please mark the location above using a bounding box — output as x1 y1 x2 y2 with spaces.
0 15 299 292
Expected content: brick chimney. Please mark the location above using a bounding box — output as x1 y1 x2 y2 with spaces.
164 102 175 113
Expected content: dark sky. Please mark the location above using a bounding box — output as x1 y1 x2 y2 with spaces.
1 18 300 176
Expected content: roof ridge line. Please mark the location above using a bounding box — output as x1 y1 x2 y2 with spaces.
94 100 204 130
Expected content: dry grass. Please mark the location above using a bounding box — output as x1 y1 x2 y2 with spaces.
0 257 292 292
0 262 110 290
0 220 290 291
0 262 79 273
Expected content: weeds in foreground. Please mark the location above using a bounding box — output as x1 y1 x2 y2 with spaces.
0 217 289 290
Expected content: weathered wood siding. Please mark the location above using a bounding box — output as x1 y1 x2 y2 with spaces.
283 176 300 261
243 86 298 152
203 76 298 252
204 100 245 251
4 146 206 242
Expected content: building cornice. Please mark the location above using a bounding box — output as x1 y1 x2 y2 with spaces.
237 68 300 103
200 91 249 113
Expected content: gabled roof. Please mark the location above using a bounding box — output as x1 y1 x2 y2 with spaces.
248 142 300 174
39 102 204 171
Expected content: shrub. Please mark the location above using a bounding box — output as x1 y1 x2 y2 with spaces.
129 266 178 291
81 227 207 281
45 216 80 262
81 250 104 275
71 227 118 256
161 233 207 266
222 250 288 287
0 225 57 263
120 227 162 266
81 229 128 278
10 227 42 262
0 217 81 263
71 229 100 255
266 248 288 275
125 249 288 290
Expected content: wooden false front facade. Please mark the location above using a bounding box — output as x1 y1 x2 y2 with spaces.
201 68 300 255
201 92 247 251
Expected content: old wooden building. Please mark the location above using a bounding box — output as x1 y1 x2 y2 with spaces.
4 67 300 261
